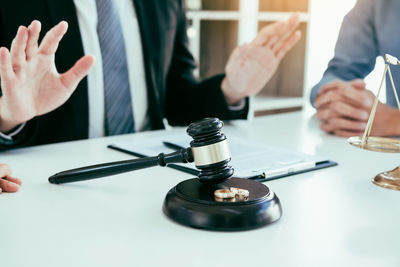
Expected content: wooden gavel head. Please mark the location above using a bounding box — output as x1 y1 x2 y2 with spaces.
187 118 234 184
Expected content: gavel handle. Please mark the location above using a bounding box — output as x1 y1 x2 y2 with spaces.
48 148 193 184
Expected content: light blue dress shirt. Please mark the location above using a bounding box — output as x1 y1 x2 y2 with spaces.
310 0 400 108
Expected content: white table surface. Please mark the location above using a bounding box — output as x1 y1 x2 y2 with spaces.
1 111 399 267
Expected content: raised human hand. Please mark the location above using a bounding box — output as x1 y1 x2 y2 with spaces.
221 14 301 105
0 20 95 132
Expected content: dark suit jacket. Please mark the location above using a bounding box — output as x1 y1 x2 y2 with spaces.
0 0 248 149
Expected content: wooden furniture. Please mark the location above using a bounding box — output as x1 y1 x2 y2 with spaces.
185 0 310 116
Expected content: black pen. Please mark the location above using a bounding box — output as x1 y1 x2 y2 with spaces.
163 141 184 151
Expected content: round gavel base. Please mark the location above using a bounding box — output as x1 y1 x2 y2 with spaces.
162 178 282 231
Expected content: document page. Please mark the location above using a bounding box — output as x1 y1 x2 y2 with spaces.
163 135 318 178
111 133 324 179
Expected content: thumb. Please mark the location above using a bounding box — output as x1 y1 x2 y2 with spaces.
60 55 95 90
350 79 366 90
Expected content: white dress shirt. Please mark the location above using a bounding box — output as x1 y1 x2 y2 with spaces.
74 0 149 138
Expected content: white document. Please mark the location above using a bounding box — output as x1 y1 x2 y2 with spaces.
111 133 323 179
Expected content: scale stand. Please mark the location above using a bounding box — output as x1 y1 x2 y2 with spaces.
348 54 400 190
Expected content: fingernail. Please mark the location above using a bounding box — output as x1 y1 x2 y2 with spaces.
60 21 68 27
18 26 27 36
33 20 41 27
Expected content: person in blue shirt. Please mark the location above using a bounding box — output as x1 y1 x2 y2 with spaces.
311 0 400 137
0 163 21 193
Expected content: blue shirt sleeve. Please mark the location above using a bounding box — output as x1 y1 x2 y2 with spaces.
310 0 379 106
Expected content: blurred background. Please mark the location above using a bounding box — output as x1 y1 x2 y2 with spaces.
184 0 384 116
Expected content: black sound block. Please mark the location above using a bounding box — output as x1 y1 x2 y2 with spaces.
162 178 282 231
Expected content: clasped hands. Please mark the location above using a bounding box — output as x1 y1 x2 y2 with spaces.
315 79 400 137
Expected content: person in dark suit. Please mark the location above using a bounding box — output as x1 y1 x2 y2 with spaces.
0 0 301 149
0 163 21 193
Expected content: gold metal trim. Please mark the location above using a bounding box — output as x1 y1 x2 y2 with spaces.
373 167 400 191
348 136 400 153
191 139 230 167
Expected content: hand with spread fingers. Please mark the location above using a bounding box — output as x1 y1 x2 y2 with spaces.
222 14 302 105
315 79 400 137
0 20 95 133
0 163 21 193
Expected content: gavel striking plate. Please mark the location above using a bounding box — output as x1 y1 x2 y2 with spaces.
49 118 282 231
163 118 282 231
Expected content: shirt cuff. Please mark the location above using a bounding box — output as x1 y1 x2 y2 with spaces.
228 99 246 111
0 123 26 141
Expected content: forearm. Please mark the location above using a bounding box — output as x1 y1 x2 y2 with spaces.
221 77 245 106
0 114 23 133
0 118 37 150
167 1 249 124
0 99 28 132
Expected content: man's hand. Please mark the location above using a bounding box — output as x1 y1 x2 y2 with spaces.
0 20 95 132
0 163 21 193
221 14 301 105
315 79 400 137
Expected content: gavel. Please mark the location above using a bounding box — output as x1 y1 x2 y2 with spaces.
49 118 234 185
48 117 283 231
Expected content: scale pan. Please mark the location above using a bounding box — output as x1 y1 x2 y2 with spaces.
348 136 400 153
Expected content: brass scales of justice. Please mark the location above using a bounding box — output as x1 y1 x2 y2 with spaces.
348 54 400 190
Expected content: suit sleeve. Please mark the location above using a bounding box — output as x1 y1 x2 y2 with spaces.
0 120 38 150
164 0 249 126
310 0 378 106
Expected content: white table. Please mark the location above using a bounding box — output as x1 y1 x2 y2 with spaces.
1 111 399 267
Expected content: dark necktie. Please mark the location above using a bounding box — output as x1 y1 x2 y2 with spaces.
96 0 135 136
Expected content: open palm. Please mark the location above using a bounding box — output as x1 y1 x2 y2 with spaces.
0 21 94 132
222 14 301 105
